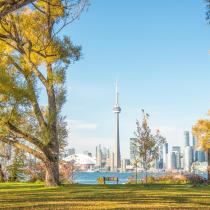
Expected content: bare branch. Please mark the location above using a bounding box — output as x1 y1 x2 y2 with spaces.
5 121 46 151
0 0 36 19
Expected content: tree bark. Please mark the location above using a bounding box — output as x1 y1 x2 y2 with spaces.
0 164 5 182
208 148 210 183
45 159 60 187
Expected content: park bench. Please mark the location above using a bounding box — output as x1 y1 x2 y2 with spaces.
97 177 119 184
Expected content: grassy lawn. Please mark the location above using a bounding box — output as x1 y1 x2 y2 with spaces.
0 183 210 209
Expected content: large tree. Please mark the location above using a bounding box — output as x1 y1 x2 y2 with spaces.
0 0 88 186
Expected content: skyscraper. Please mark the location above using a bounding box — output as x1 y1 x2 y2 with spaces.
184 131 190 147
110 152 115 172
184 146 193 172
192 136 196 147
113 81 121 171
163 143 168 170
172 146 181 169
95 145 102 169
168 151 177 170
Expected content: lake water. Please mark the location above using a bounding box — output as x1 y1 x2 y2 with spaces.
74 172 159 184
74 171 208 184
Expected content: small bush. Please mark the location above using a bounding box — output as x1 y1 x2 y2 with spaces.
131 174 207 186
147 176 156 184
140 174 188 184
186 174 208 186
59 161 75 184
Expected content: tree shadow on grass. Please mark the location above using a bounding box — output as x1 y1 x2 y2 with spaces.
1 184 210 209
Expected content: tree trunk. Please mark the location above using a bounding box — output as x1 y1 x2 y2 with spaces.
0 164 5 182
135 164 138 184
45 159 60 187
208 148 210 184
145 168 147 184
46 62 60 187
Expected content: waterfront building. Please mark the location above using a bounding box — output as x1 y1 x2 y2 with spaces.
197 150 205 162
180 153 184 169
192 136 196 147
194 150 198 162
121 159 126 172
172 146 181 169
113 81 121 171
95 145 102 169
168 151 177 170
63 154 96 171
184 131 190 147
184 146 193 172
110 152 115 172
154 145 164 169
162 143 168 170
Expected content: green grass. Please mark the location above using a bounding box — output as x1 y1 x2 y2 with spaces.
0 183 210 209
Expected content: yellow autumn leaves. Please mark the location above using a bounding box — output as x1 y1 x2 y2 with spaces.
193 112 210 151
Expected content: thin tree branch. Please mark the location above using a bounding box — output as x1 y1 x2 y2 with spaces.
0 0 36 19
5 121 46 151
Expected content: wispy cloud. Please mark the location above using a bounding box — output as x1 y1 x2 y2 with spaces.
68 120 98 131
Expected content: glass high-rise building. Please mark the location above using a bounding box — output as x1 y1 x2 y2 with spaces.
172 146 181 169
197 150 205 162
184 131 190 147
163 143 168 170
168 151 177 170
192 136 196 147
184 146 193 172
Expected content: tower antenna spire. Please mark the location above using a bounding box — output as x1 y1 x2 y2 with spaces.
115 80 119 105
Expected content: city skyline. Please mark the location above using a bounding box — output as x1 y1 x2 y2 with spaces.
64 128 206 173
59 1 210 157
67 79 202 158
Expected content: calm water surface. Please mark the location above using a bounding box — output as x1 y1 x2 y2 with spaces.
74 172 159 184
74 171 208 184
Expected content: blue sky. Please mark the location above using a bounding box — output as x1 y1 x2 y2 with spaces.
61 0 210 158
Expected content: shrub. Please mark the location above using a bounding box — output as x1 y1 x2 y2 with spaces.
186 174 208 186
24 162 45 182
59 161 75 184
7 149 26 182
147 176 156 184
140 174 188 184
132 174 207 186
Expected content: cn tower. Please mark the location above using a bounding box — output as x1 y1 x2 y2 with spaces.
113 81 121 171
